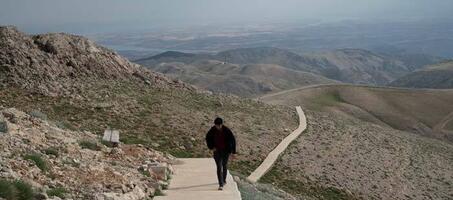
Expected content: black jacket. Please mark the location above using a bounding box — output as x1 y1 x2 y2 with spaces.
205 126 237 154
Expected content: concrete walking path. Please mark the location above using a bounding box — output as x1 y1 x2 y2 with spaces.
246 106 306 183
154 158 242 200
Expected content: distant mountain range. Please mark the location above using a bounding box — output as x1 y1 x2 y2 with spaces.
389 61 453 89
150 60 337 97
135 47 443 96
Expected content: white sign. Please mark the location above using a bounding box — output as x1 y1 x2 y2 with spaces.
103 129 120 143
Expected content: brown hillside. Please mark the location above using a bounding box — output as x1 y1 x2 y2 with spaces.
260 84 453 142
258 85 453 199
389 61 453 89
149 60 336 97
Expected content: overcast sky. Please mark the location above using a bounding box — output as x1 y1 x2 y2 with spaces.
1 0 453 33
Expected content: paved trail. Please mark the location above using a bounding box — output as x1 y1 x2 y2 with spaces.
247 106 306 183
154 158 242 200
157 106 306 199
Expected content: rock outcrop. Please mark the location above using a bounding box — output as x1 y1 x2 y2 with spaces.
0 106 173 199
0 26 193 97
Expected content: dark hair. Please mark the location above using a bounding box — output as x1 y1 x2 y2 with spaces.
214 117 223 125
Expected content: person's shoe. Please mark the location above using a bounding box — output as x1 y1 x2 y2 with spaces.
223 181 227 185
218 186 223 191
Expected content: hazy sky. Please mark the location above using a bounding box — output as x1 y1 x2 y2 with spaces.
1 0 453 33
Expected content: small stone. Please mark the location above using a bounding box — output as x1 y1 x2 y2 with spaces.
0 120 8 133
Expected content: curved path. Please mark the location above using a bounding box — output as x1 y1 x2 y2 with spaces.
154 158 242 200
257 83 453 101
156 106 306 199
246 106 306 183
433 111 453 134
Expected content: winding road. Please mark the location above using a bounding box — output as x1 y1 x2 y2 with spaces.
246 106 306 183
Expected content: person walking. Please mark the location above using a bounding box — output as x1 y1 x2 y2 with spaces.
205 117 237 190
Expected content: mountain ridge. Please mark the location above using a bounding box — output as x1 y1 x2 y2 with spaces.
389 60 453 89
136 47 442 88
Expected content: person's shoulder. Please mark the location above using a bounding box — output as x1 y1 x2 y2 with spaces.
207 126 216 132
223 126 232 132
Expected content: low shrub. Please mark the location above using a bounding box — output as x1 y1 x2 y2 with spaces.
154 188 165 196
79 140 101 151
47 187 67 199
0 179 35 200
28 110 47 121
24 153 48 171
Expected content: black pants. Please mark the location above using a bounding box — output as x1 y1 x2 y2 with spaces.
213 150 230 187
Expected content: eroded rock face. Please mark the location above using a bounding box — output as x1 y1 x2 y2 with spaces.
0 107 174 199
0 26 193 97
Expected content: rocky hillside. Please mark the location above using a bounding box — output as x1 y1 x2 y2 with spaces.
0 26 300 198
148 60 336 97
389 61 453 89
259 85 453 199
262 109 453 200
0 106 174 199
0 26 190 97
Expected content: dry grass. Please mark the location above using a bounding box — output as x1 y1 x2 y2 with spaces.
260 84 453 142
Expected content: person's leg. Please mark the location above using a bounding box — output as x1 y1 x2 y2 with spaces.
222 152 230 184
213 151 223 187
